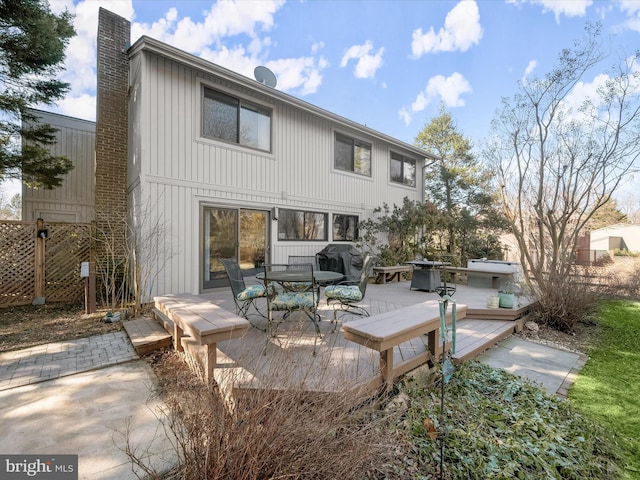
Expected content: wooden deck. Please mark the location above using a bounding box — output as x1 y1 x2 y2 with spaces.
124 317 172 355
452 319 516 362
133 280 535 396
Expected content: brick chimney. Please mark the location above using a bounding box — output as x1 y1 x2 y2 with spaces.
95 8 130 258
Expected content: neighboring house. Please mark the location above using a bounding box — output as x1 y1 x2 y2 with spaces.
22 110 95 223
590 224 640 256
24 9 435 299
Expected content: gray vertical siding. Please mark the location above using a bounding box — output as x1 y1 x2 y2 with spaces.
129 49 425 297
22 110 96 223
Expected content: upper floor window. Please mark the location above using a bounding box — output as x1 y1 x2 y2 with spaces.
335 133 371 176
278 209 327 241
390 152 416 187
202 87 271 152
333 214 358 241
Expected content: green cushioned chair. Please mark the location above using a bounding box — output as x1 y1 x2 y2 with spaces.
263 263 321 354
325 255 374 328
221 257 267 329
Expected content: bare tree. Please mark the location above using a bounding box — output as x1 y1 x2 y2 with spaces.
484 23 640 329
93 195 172 314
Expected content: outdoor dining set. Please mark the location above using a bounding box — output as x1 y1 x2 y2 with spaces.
220 255 375 354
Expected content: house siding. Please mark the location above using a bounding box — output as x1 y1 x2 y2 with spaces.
591 224 640 253
128 39 427 298
22 110 96 223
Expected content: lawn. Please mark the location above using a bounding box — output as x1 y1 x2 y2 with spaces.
569 300 640 480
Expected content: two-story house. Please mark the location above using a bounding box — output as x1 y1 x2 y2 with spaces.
24 9 435 299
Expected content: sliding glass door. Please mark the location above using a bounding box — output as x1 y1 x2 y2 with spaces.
203 206 270 289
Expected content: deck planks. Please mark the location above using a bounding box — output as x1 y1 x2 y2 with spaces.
139 281 535 397
124 317 172 356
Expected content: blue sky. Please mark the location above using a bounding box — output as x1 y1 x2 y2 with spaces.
3 0 640 200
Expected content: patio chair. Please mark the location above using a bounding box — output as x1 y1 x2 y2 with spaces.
263 263 322 354
220 257 267 329
284 257 318 292
325 255 374 329
288 255 319 270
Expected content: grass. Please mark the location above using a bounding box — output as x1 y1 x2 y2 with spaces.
569 300 640 480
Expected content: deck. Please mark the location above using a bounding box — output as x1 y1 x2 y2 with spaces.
140 279 535 397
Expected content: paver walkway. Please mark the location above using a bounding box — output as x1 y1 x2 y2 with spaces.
0 331 138 391
477 336 588 398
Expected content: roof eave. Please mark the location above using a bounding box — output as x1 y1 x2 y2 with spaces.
128 35 436 161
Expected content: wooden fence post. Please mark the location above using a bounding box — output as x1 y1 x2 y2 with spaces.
83 262 97 314
33 218 46 305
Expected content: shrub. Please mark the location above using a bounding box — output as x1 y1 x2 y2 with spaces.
125 350 405 480
400 361 621 480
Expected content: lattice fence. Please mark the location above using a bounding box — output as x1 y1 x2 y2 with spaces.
0 220 93 307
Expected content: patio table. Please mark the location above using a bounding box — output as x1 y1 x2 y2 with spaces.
255 270 344 284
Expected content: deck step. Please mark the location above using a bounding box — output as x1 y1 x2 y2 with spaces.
465 304 531 321
124 317 172 356
452 319 515 363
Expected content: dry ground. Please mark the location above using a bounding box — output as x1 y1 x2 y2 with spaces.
516 318 601 354
0 303 123 353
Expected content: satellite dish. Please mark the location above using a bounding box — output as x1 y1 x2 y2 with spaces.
254 65 277 88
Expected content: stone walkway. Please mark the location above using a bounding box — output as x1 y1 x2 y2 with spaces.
0 331 138 391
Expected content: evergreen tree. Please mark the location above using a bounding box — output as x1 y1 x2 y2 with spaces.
586 197 628 230
415 104 503 260
0 0 75 188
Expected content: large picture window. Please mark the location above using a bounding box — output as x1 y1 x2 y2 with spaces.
333 214 358 241
335 133 371 176
390 152 416 187
278 209 327 241
202 87 271 151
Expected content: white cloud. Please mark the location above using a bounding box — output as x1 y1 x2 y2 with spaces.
266 56 329 95
562 56 640 121
53 1 134 118
563 72 609 115
400 72 472 125
506 0 592 22
56 93 97 121
538 0 592 20
340 41 384 79
618 0 640 32
49 0 325 116
411 0 483 57
133 0 284 54
200 44 258 78
200 41 328 96
398 107 412 126
618 0 640 15
521 59 537 82
524 60 537 76
426 73 472 107
131 0 326 95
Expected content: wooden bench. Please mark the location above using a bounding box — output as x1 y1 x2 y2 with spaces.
443 267 513 289
342 300 467 386
153 294 250 383
372 265 411 284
